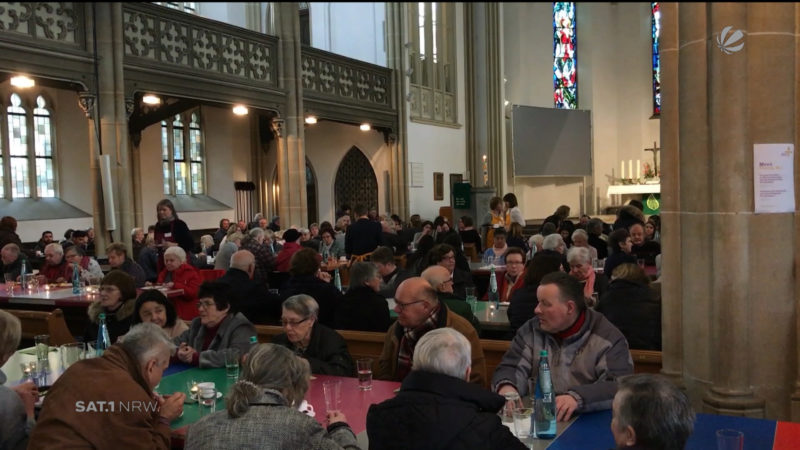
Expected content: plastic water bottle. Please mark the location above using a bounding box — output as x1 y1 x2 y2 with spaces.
96 313 111 357
533 350 557 438
72 262 81 294
249 335 258 349
488 265 499 308
322 248 329 263
20 259 27 290
334 268 342 292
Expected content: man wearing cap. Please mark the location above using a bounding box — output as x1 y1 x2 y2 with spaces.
275 228 302 272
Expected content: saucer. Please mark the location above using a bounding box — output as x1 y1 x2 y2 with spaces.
191 391 222 400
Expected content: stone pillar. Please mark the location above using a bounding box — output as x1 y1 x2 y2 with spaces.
484 3 505 192
666 2 800 418
463 3 478 185
78 90 107 257
274 2 307 228
385 3 409 219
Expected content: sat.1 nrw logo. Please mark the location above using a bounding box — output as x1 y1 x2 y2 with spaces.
716 26 745 54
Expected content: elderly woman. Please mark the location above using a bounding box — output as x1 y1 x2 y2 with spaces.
215 232 243 271
567 246 608 304
507 252 563 334
273 295 355 376
186 344 358 449
280 248 343 328
241 227 275 284
0 310 38 449
597 263 661 350
174 281 257 368
334 262 390 332
153 198 194 271
83 270 138 344
132 289 189 339
131 227 145 261
604 228 637 279
426 243 474 299
156 246 203 320
318 228 345 261
571 229 598 262
64 245 105 283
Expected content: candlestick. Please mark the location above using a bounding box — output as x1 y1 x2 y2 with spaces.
620 161 625 179
628 160 633 179
636 159 641 180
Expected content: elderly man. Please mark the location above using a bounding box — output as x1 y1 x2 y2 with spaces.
611 375 694 450
420 266 481 333
541 233 570 272
367 328 525 450
492 271 633 422
107 242 147 287
371 246 412 298
37 243 70 283
29 323 185 449
376 277 486 385
1 243 29 281
218 250 281 324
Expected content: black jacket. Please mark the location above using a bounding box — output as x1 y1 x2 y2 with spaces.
218 268 282 325
345 218 382 257
452 267 474 300
604 252 637 279
588 234 609 260
280 274 344 328
508 284 539 334
334 286 391 332
366 370 526 450
597 279 661 350
272 323 355 376
631 241 661 266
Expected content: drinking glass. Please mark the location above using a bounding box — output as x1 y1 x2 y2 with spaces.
27 276 39 293
483 254 495 267
4 273 14 296
716 429 744 450
224 348 240 379
323 379 342 413
357 358 373 390
501 391 520 423
60 342 86 369
198 386 217 415
34 335 50 362
513 407 533 441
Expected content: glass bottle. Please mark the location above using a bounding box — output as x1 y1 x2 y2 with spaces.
488 265 499 308
334 267 342 292
72 262 81 294
96 313 111 357
533 350 557 439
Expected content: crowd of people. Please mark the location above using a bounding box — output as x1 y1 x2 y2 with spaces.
0 194 679 449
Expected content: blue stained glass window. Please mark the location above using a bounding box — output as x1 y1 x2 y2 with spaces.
553 2 577 109
652 2 661 116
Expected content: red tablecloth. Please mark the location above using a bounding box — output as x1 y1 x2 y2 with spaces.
306 374 400 434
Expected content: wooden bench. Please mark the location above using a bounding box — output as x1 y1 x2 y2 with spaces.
253 325 663 387
7 308 76 346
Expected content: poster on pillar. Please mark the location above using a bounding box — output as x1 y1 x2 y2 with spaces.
753 144 795 214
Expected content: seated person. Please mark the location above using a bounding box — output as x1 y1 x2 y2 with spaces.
187 343 357 449
137 235 159 283
34 230 54 255
483 227 509 265
275 228 302 272
426 243 474 299
508 252 562 334
587 218 609 260
604 229 637 279
371 246 412 298
174 281 257 368
37 243 70 284
214 232 243 271
1 243 29 281
334 262 391 332
612 374 694 450
240 228 275 284
280 248 343 328
412 220 434 247
482 247 526 302
0 311 38 450
367 328 525 450
83 270 138 345
29 323 185 449
218 250 281 325
376 277 485 385
107 242 147 287
571 229 598 262
597 264 661 350
155 246 203 321
541 233 570 272
492 272 634 422
318 228 345 261
506 223 529 254
458 215 483 254
132 289 189 339
629 222 661 266
421 266 481 334
272 295 355 376
64 245 104 283
567 246 608 303
380 220 407 255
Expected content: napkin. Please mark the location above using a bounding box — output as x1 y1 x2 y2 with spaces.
297 399 315 417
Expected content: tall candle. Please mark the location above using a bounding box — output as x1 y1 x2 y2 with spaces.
636 159 641 180
629 160 633 179
620 161 625 179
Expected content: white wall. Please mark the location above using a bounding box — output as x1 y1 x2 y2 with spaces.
502 2 659 219
405 4 467 221
196 3 249 29
310 2 387 66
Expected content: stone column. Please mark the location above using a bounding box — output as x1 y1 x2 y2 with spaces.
274 2 307 227
463 3 478 184
385 3 409 219
78 90 107 257
484 3 505 192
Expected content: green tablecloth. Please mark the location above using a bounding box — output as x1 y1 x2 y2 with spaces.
388 299 489 318
157 367 235 430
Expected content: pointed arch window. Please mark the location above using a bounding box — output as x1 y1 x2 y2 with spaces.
651 2 661 117
1 93 57 199
162 110 204 195
553 2 577 109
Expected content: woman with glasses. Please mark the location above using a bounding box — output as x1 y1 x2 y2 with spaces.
426 244 474 299
174 281 257 368
481 247 526 302
567 246 608 304
83 270 138 344
272 295 355 376
334 262 391 332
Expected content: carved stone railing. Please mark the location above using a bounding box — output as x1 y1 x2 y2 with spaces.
0 2 84 49
122 3 278 87
301 46 393 110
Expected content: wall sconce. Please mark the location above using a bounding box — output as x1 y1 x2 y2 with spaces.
360 123 371 131
232 105 249 116
142 94 161 105
10 75 35 88
305 116 318 124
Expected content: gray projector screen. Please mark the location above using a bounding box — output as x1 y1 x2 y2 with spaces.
511 105 592 177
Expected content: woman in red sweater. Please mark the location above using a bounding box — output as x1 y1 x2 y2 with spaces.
155 246 202 320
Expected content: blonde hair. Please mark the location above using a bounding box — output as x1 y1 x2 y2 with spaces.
0 310 21 360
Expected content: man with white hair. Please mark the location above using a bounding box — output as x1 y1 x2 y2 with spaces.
218 250 281 324
367 328 526 449
37 243 70 283
541 233 570 272
29 323 185 449
1 243 29 281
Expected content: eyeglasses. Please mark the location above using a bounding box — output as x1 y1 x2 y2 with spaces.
394 300 426 311
281 317 310 327
197 300 216 309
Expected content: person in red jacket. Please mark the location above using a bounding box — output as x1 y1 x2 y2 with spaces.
274 228 302 272
37 243 71 284
155 246 202 321
482 247 526 302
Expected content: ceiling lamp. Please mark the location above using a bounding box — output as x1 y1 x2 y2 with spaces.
360 123 371 131
142 94 161 105
305 116 318 124
232 105 249 116
10 75 35 88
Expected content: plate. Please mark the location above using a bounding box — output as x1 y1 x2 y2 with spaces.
191 391 223 400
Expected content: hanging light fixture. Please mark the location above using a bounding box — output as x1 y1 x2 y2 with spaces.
232 105 249 116
305 116 318 124
142 94 161 105
10 75 35 88
360 123 371 131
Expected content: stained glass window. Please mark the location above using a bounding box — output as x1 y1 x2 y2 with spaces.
2 93 57 199
553 2 577 109
33 96 55 197
651 2 661 116
161 110 204 195
8 94 30 198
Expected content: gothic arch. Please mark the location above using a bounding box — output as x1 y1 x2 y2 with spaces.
271 158 318 225
334 147 378 214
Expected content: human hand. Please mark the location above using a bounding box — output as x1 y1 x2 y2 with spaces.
497 385 522 412
158 392 185 421
327 410 347 426
163 282 174 288
176 344 196 363
145 281 153 287
12 381 39 418
316 271 332 283
556 394 578 422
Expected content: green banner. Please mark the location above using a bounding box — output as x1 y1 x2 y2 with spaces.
643 194 661 215
453 182 471 209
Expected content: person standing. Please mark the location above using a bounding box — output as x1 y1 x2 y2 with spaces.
503 193 525 226
153 199 194 272
345 204 382 261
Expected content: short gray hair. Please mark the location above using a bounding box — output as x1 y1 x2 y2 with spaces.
615 374 695 450
282 294 319 320
571 228 588 241
164 246 186 263
349 261 378 288
119 322 176 365
249 227 264 239
412 328 471 379
542 234 565 252
567 246 591 265
45 242 63 256
0 310 21 360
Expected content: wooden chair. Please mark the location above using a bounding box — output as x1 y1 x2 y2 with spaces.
463 243 480 262
198 269 226 282
7 308 75 346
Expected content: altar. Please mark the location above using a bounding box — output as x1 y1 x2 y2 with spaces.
606 183 661 197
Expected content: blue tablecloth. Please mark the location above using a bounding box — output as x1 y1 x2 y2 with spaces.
163 361 193 376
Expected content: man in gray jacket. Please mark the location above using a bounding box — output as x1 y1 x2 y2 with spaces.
492 271 633 422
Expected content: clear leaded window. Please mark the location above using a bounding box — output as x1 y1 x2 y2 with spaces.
161 110 204 195
1 93 57 199
553 2 577 109
156 2 197 14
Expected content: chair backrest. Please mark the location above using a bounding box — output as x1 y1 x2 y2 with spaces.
199 269 226 282
463 243 480 262
7 308 75 346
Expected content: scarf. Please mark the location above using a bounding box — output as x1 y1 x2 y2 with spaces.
582 268 596 299
396 306 440 380
554 310 586 341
